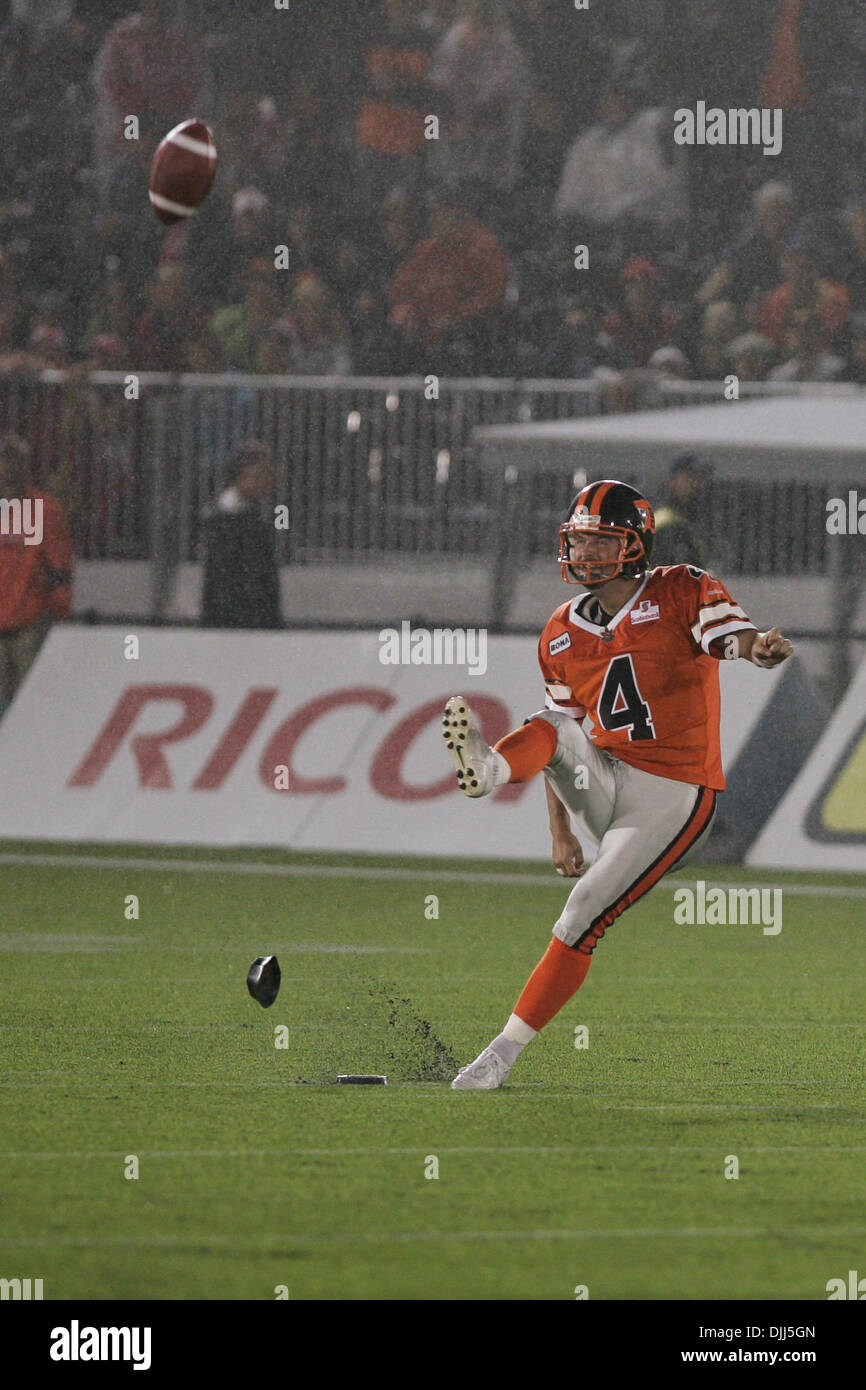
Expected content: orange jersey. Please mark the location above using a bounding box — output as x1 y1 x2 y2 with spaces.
538 565 755 791
0 490 73 632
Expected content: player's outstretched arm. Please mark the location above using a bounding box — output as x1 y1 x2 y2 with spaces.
546 779 585 877
737 627 794 668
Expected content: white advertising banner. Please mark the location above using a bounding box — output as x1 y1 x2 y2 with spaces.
748 654 866 873
0 626 792 859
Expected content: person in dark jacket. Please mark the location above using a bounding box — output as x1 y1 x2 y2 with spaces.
651 454 710 569
200 440 282 629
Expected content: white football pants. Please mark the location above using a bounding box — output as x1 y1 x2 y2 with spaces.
532 709 718 952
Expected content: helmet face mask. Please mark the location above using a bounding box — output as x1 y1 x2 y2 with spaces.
558 482 655 586
559 522 643 585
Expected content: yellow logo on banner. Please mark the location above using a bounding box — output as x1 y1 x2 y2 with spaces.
818 723 866 834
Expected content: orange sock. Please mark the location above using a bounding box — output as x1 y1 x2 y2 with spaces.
513 936 593 1031
494 718 557 783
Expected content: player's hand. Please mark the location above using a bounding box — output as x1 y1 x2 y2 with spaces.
751 627 793 668
552 829 585 878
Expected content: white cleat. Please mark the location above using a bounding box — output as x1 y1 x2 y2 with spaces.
442 696 498 797
450 1044 512 1091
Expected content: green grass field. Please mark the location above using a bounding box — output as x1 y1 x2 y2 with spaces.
1 842 864 1301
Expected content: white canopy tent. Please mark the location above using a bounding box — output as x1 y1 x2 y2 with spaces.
474 392 866 482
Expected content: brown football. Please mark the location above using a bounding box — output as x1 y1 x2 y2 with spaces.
148 119 217 225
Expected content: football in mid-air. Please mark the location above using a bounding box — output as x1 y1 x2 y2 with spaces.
148 118 217 225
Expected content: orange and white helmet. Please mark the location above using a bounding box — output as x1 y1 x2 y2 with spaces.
558 479 655 584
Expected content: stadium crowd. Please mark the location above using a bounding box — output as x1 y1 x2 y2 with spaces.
0 0 865 385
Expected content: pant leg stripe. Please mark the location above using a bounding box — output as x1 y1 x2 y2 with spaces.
573 786 717 951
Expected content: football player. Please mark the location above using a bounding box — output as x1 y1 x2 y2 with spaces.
443 479 793 1090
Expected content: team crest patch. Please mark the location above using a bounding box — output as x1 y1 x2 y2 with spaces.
548 632 572 655
631 599 660 625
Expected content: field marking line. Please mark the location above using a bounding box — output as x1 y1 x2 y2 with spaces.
0 1078 860 1108
1 1070 864 1092
1 851 865 900
2 1226 866 1248
2 1144 866 1161
1 1019 862 1036
0 942 433 955
0 934 141 944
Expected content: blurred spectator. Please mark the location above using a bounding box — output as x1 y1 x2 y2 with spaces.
756 231 850 351
598 259 680 369
345 289 401 374
758 0 854 208
84 334 128 371
245 97 292 205
593 367 654 415
282 276 351 376
183 185 280 311
727 331 776 382
647 345 691 380
8 1 74 33
51 369 136 553
280 75 353 217
255 322 294 376
554 83 688 254
232 188 276 260
329 232 374 319
0 433 73 713
836 196 866 311
0 252 25 358
428 0 529 214
27 323 69 369
387 189 509 364
182 334 225 374
538 296 609 380
0 11 78 172
355 0 434 208
81 261 133 359
508 0 603 200
420 0 459 34
210 260 283 372
651 454 709 569
696 300 740 379
0 5 93 303
583 0 668 77
697 182 795 308
200 439 282 630
132 263 210 371
95 133 164 309
767 313 844 382
92 0 202 198
621 4 767 259
329 198 415 366
844 312 866 384
374 189 423 282
283 199 330 283
0 297 73 478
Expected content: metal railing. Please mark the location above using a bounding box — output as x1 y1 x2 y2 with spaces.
1 370 858 577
